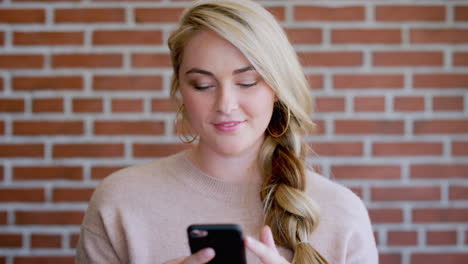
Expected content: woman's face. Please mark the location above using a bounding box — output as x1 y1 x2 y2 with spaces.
178 30 276 157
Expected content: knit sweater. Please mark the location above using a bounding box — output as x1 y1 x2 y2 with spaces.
75 151 378 264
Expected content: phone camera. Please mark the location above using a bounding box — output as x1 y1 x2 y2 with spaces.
190 229 208 238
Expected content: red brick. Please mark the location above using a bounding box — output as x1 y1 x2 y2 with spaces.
13 121 83 135
285 28 322 44
371 186 440 201
91 166 125 180
455 6 468 21
335 120 404 135
70 233 80 248
0 55 43 69
433 96 464 111
0 99 24 112
388 231 418 245
453 141 468 156
411 164 468 179
426 231 457 245
152 99 176 113
53 188 94 202
294 6 364 21
348 187 363 199
13 167 82 181
55 8 125 23
0 234 22 247
52 54 122 68
93 30 162 45
31 234 61 248
13 76 83 91
414 208 468 222
333 74 404 89
93 75 162 91
369 209 403 223
133 143 191 158
373 51 443 66
0 211 6 225
0 144 44 158
0 189 45 202
298 52 362 67
135 8 183 22
0 32 3 46
14 32 83 46
112 99 144 112
15 211 84 225
132 53 171 68
313 120 328 135
332 29 401 44
94 121 164 135
307 74 324 90
411 29 468 44
266 7 285 21
0 122 3 135
376 6 445 21
394 96 425 112
53 144 124 158
0 9 45 23
454 52 468 66
73 98 103 113
380 253 401 264
33 98 63 113
354 97 385 112
449 186 468 200
0 76 3 90
314 97 345 112
414 74 468 89
310 142 363 156
373 142 443 156
332 165 401 180
414 120 468 134
14 257 74 264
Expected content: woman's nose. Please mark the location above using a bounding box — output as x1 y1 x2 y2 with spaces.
215 84 238 114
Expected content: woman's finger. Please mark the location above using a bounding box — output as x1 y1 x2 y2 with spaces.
245 236 284 264
259 225 278 253
183 248 215 264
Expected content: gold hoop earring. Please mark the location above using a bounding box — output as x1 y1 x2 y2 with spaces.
267 104 290 138
175 104 198 144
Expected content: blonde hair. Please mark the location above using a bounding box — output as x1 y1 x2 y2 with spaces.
168 1 327 263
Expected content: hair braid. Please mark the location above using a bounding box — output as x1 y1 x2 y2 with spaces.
259 107 328 264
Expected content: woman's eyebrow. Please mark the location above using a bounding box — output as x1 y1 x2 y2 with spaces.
185 65 255 76
233 65 255 75
185 68 214 76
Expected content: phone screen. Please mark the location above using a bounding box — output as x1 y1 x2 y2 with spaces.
187 224 247 264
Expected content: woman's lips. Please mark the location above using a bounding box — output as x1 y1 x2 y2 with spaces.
213 121 245 132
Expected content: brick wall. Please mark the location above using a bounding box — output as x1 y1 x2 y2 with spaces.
0 0 467 263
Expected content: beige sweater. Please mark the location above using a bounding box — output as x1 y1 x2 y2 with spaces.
75 151 378 264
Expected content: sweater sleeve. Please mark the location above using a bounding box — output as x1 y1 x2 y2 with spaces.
75 226 122 264
345 202 379 264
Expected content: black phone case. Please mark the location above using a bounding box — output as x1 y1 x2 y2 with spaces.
187 224 247 264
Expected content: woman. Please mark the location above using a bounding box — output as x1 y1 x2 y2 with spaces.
75 0 378 263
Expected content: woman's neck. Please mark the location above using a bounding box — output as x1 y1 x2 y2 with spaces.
187 143 263 184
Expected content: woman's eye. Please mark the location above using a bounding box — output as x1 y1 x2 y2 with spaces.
238 82 257 88
193 85 213 90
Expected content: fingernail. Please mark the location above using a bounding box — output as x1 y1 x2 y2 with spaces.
202 248 215 259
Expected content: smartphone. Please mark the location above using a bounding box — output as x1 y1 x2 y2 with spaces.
187 224 247 264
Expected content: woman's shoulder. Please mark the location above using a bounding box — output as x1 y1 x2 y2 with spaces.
304 169 370 225
89 151 187 205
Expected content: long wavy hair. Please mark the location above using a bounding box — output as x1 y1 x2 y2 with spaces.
168 1 327 263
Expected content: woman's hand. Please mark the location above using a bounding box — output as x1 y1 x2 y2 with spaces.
244 225 290 264
163 248 215 264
